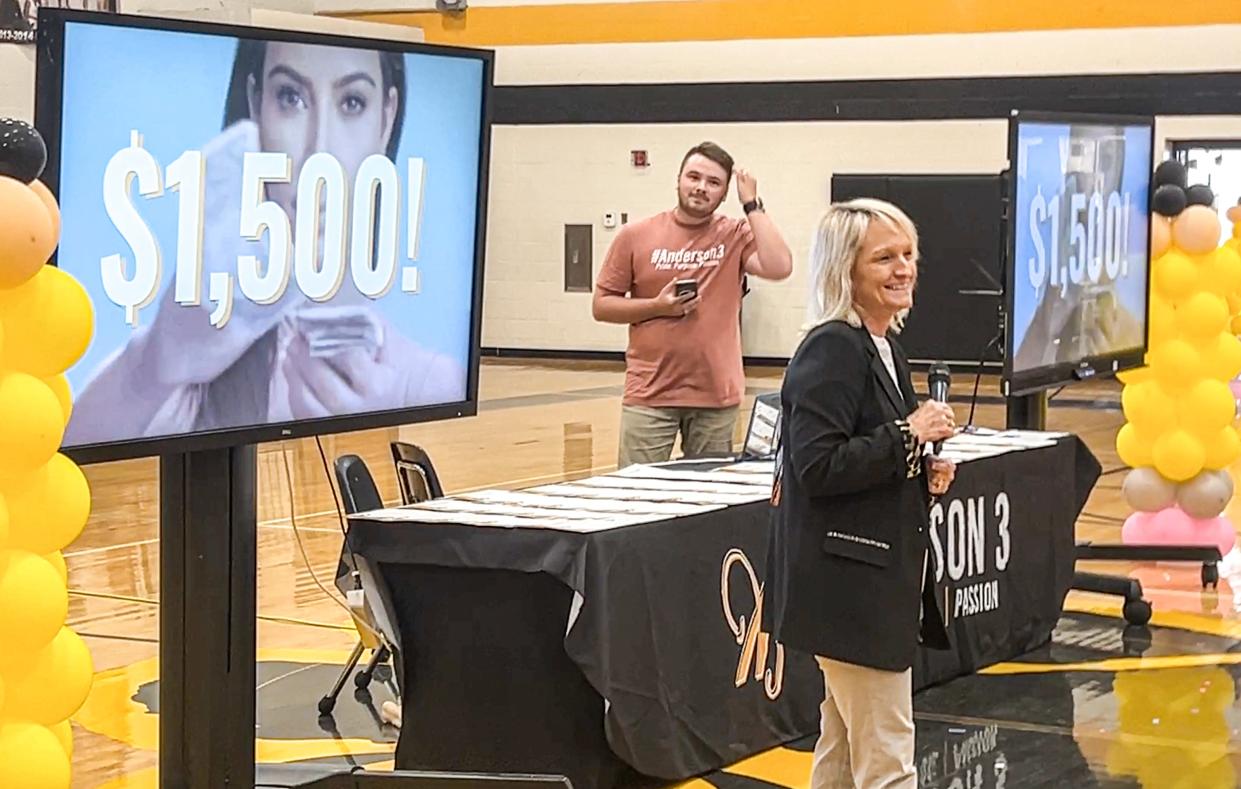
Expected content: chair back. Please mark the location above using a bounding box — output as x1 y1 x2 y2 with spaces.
334 454 384 515
390 441 445 504
740 391 782 460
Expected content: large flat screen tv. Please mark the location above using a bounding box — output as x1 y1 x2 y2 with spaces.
1003 110 1153 396
35 9 492 463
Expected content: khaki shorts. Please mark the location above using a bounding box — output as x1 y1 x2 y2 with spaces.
617 404 739 468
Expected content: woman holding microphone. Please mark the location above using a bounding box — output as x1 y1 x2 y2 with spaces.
766 198 957 788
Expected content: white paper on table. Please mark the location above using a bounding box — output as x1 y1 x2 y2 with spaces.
962 426 999 436
351 507 428 522
531 483 752 507
940 445 1012 457
998 428 1070 440
351 507 545 529
936 448 1012 464
716 460 776 475
612 464 774 487
577 475 771 498
654 456 738 466
973 435 1057 447
413 498 608 520
462 489 707 517
352 504 652 532
533 516 657 533
943 434 1056 451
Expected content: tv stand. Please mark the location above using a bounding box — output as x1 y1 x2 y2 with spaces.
1005 391 1047 430
160 445 258 788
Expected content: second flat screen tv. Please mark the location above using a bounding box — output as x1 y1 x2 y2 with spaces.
1004 110 1153 396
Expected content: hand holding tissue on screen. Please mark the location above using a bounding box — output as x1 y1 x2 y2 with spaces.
1009 121 1150 380
53 33 485 450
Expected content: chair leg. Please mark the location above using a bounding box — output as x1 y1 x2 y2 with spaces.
354 645 389 690
319 640 366 716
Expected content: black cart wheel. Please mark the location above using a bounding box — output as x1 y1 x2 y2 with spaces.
1123 599 1152 626
1202 563 1219 589
317 695 335 716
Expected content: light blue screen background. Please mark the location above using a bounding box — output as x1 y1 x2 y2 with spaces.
1010 122 1151 369
56 20 484 421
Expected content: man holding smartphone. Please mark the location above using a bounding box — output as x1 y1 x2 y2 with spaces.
593 141 793 467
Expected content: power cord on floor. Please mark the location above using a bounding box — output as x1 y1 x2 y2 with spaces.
279 442 378 643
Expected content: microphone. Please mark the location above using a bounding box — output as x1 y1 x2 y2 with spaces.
928 362 951 455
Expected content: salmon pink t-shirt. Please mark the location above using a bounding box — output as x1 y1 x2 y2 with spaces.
597 210 757 408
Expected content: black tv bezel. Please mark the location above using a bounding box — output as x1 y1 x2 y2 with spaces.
34 8 494 465
1001 109 1155 397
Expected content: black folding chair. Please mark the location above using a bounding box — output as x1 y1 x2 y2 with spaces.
390 440 445 504
318 455 397 716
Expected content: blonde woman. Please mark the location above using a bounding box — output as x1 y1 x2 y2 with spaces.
766 199 957 788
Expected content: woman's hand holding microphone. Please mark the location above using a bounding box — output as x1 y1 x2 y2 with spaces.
907 400 957 496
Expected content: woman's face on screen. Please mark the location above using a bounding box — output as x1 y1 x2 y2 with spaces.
850 216 917 320
249 43 398 223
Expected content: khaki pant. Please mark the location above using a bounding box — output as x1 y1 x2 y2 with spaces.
617 404 739 468
812 657 916 789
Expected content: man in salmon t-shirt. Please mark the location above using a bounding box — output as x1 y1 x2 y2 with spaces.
593 141 794 467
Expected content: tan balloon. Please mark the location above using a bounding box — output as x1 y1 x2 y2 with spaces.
1122 467 1179 512
1172 205 1223 255
1176 469 1235 520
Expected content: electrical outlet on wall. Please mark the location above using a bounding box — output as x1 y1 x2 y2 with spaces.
603 213 618 229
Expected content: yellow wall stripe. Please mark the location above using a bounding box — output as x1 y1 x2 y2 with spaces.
347 1 1241 46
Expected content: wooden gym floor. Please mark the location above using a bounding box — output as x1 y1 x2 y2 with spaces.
63 359 1241 787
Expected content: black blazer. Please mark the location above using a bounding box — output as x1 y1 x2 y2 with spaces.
764 320 950 672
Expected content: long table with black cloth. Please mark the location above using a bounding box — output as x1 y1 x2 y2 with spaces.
345 430 1099 788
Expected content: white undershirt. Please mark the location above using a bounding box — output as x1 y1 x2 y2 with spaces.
870 334 900 392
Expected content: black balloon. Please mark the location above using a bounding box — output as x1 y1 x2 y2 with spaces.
1154 159 1188 190
1152 183 1187 217
1186 184 1215 207
0 118 47 183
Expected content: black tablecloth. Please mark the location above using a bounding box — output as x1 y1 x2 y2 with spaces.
347 435 1099 788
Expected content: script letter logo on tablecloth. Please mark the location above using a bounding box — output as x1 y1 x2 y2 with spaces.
721 548 785 701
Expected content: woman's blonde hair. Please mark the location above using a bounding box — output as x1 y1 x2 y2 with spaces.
802 198 920 338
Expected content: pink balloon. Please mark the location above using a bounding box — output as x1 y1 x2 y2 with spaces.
1205 516 1237 556
1123 507 1194 545
1124 507 1238 556
1122 511 1157 544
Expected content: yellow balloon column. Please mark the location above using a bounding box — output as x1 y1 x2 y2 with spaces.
0 118 95 787
1107 666 1236 787
1117 165 1241 555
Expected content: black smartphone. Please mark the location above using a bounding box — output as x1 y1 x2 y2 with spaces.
675 279 699 298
